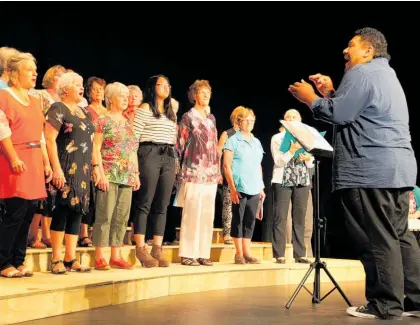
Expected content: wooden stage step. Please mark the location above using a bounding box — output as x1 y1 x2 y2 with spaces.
0 258 364 325
25 242 274 273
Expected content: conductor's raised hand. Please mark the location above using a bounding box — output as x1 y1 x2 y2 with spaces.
309 74 335 98
288 79 318 106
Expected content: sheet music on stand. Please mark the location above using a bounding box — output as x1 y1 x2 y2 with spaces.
280 120 333 158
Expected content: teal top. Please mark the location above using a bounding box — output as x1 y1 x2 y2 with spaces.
224 131 265 196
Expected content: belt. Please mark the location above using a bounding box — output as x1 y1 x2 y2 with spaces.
14 141 41 149
140 142 177 157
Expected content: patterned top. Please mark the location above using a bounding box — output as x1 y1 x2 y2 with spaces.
282 159 310 187
46 102 94 214
94 115 139 186
29 89 56 114
133 107 176 144
177 108 220 184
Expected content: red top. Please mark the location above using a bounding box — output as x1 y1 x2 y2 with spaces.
0 89 47 200
85 105 99 122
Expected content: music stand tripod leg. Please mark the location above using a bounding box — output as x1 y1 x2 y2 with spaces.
285 158 352 309
285 263 315 309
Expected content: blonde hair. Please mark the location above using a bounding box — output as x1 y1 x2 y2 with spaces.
237 107 255 122
104 82 129 109
42 65 66 89
0 47 20 75
57 72 83 99
230 106 247 126
6 52 36 87
187 79 211 104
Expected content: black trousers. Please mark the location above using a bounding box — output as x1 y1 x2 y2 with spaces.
0 198 37 270
272 184 309 258
163 190 182 242
50 204 83 235
133 143 175 236
231 193 259 239
81 182 96 227
339 188 420 319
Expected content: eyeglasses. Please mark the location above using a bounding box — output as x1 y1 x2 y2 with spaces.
241 119 256 123
198 91 211 96
156 83 171 89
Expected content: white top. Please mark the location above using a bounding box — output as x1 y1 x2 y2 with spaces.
133 107 176 144
0 109 11 141
270 131 314 184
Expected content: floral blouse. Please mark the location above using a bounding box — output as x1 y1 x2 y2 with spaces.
30 89 56 114
177 108 220 184
94 115 139 186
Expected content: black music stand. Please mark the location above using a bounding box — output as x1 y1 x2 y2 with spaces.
279 121 352 309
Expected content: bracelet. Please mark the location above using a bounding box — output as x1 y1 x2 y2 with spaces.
92 164 99 168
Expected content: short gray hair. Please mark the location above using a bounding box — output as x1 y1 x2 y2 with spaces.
284 109 302 121
57 72 83 99
128 85 142 94
0 47 20 75
105 82 129 109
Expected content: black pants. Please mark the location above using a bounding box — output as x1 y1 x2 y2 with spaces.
272 184 309 258
81 182 96 227
231 193 259 239
50 204 83 235
0 198 37 270
339 188 420 319
163 190 182 242
133 143 175 236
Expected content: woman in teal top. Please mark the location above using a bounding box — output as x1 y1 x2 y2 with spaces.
223 107 265 264
409 186 420 219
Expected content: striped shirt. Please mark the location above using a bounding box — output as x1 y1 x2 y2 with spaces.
133 107 176 144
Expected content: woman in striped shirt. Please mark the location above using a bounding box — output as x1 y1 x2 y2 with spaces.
132 75 177 268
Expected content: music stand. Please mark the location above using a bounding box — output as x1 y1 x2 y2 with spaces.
279 120 352 309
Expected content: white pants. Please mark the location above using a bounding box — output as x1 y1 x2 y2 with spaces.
179 182 217 259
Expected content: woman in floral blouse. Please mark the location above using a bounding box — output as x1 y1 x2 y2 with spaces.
176 80 220 266
91 82 140 270
45 72 94 274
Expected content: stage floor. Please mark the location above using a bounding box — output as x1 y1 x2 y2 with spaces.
18 281 418 325
1 259 365 325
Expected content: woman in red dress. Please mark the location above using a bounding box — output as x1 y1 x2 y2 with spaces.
0 52 51 278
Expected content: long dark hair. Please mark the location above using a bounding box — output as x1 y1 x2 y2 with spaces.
142 74 176 122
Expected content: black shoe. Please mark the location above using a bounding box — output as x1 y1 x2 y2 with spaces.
276 257 286 264
295 257 311 264
403 297 420 318
347 305 402 320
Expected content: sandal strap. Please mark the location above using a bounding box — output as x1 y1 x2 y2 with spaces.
182 258 199 266
198 258 213 266
64 259 92 272
78 237 92 247
63 259 77 268
51 260 64 266
1 266 22 278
